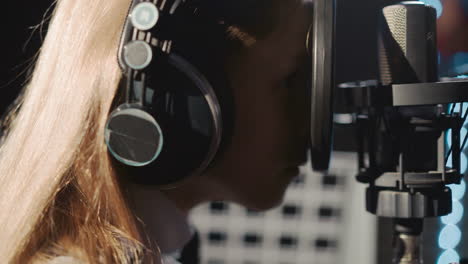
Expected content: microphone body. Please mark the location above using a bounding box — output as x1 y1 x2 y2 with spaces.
379 1 438 85
376 3 441 264
337 2 468 263
377 2 440 173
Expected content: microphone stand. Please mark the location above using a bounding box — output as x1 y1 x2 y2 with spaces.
339 79 467 264
310 0 467 261
335 2 468 262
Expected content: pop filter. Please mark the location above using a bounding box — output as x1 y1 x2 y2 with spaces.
309 0 337 171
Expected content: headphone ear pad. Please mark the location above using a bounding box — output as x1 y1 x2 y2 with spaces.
119 54 222 186
105 104 164 167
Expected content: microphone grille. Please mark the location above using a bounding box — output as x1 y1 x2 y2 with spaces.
378 2 438 85
379 6 408 85
383 5 408 52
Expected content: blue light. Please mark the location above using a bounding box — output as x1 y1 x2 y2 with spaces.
447 157 452 168
438 224 462 249
442 200 464 225
447 153 468 174
439 100 466 263
437 249 460 264
420 0 443 18
453 52 468 74
447 152 468 174
445 127 467 147
454 53 468 67
450 102 468 114
448 179 466 201
461 153 467 174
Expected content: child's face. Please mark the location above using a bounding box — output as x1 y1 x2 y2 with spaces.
200 3 313 210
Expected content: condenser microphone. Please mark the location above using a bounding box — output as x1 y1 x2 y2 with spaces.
379 1 438 85
376 3 443 264
336 1 468 263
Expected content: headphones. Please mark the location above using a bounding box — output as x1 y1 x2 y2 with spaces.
105 0 230 186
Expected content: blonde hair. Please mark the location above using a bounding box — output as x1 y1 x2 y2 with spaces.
0 0 300 263
0 0 143 262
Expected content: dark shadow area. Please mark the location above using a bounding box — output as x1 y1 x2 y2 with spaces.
0 1 53 115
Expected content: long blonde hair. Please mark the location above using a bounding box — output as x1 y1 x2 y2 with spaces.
0 0 299 263
0 0 143 262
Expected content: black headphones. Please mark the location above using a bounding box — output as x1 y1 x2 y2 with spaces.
105 0 231 186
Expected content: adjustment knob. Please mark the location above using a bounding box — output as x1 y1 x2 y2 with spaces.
123 40 153 70
130 2 160 31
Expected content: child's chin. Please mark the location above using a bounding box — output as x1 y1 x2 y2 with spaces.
240 183 291 211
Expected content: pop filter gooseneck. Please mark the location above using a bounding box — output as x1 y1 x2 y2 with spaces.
309 0 337 171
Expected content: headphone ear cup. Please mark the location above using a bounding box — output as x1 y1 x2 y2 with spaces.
117 54 222 186
105 104 164 167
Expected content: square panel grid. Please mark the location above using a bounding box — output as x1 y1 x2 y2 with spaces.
190 152 358 264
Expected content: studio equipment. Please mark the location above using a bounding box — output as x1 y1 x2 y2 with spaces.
310 0 468 263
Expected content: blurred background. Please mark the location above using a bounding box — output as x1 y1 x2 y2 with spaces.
1 0 467 263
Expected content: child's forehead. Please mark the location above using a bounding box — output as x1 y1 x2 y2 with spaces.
213 0 308 38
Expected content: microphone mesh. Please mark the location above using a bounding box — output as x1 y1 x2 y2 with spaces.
379 6 408 85
378 3 438 85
